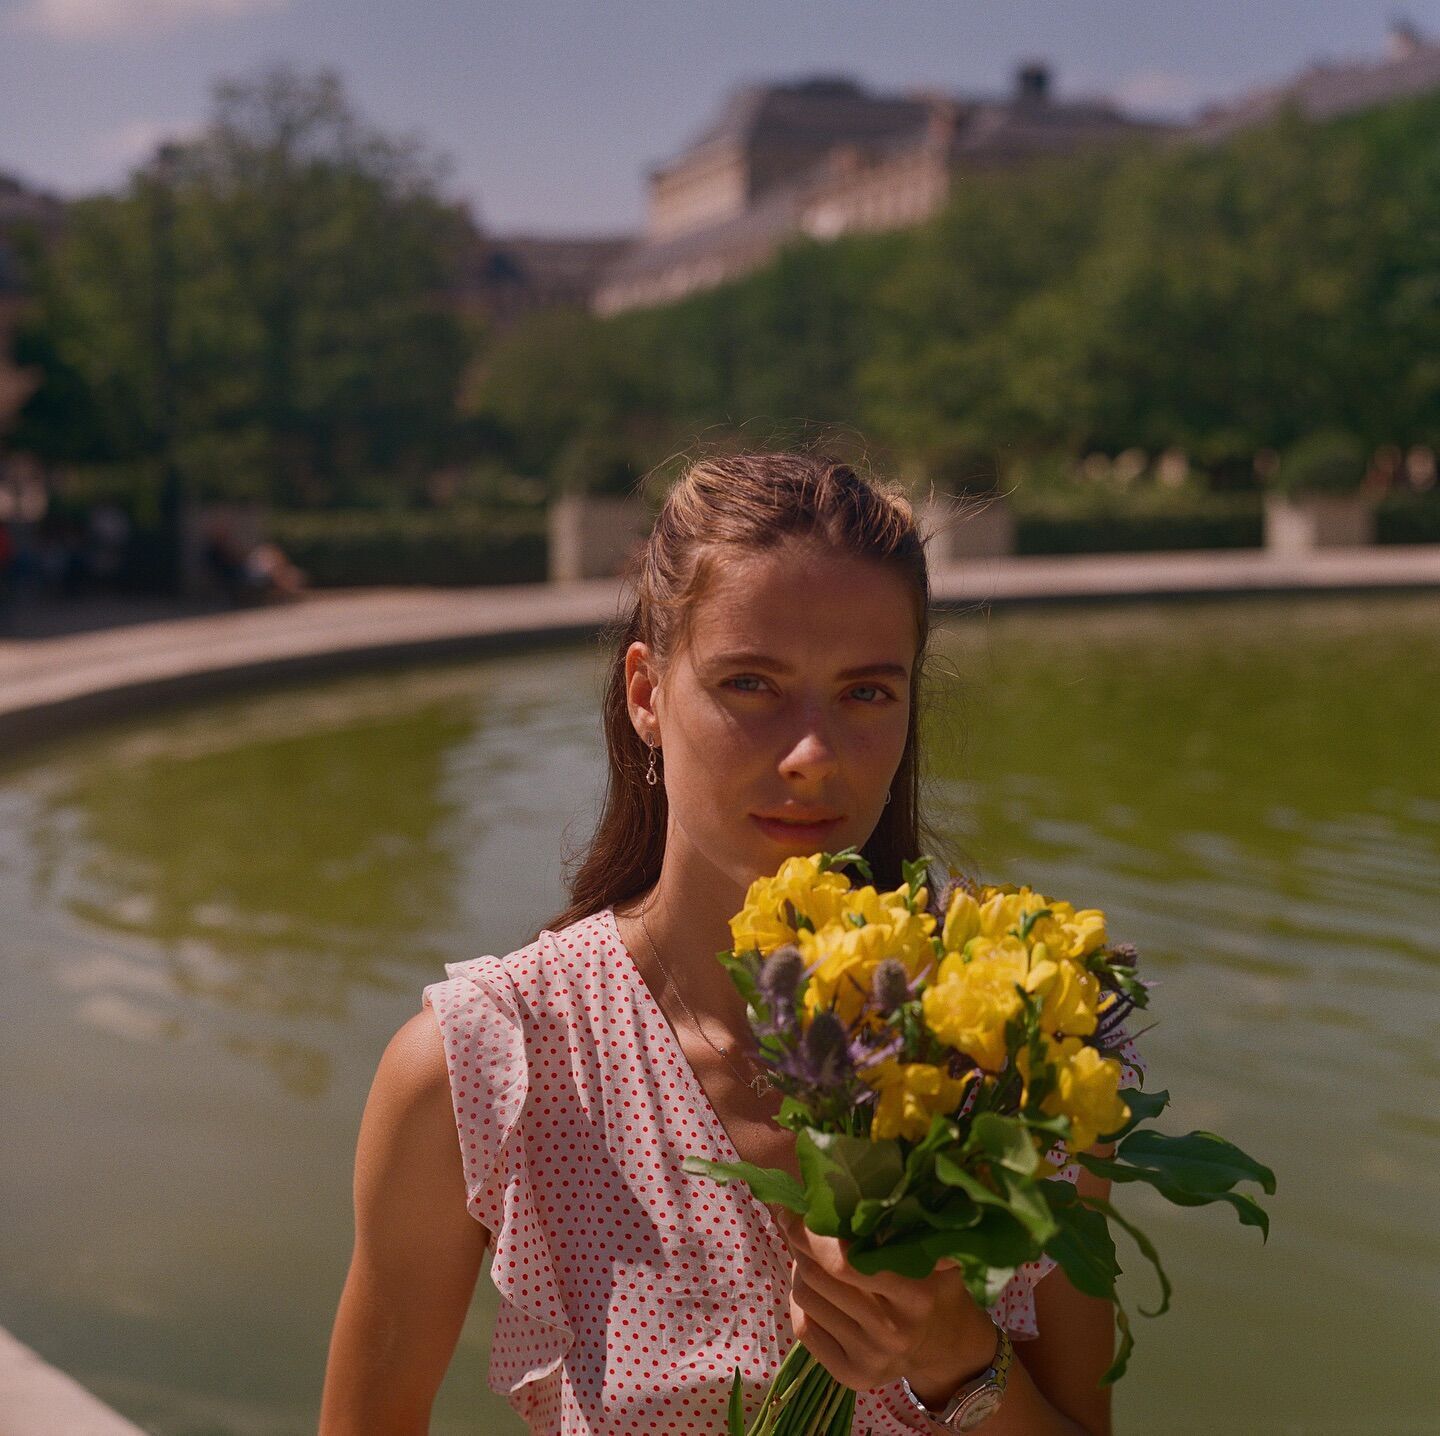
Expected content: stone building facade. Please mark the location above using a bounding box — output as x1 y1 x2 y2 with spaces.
593 64 1168 316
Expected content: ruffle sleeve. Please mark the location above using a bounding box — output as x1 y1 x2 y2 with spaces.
987 1019 1149 1340
422 957 575 1415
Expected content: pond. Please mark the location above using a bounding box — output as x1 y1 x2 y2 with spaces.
1 592 1436 1435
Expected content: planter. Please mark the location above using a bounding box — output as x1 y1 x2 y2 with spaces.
548 493 650 582
917 493 1015 563
1263 492 1375 555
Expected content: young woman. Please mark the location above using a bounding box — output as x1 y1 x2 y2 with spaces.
319 453 1142 1435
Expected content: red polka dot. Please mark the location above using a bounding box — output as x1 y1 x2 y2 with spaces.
419 906 1149 1432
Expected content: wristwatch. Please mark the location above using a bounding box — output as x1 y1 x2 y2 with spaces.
899 1321 1014 1432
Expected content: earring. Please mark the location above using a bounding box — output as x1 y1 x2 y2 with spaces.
884 787 892 805
645 739 660 787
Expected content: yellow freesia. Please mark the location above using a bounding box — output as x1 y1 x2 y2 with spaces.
1024 955 1101 1037
920 938 1028 1070
728 854 853 954
1019 1034 1130 1153
864 1057 975 1141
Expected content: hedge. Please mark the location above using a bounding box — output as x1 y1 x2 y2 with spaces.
267 508 547 587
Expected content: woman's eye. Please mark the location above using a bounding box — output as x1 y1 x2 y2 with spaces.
723 676 895 703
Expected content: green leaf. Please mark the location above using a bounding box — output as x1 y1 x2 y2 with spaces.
957 1206 1037 1269
1099 1296 1136 1386
727 1367 745 1435
845 1226 983 1281
996 1166 1061 1245
798 1129 906 1235
1080 1194 1172 1318
1102 1086 1170 1142
1120 1128 1277 1196
680 1154 808 1211
934 1151 1011 1210
966 1112 1042 1177
1042 1181 1120 1301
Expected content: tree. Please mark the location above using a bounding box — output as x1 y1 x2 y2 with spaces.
16 64 478 510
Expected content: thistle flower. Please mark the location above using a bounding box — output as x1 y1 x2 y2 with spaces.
758 943 805 1024
870 957 911 1016
794 1010 853 1092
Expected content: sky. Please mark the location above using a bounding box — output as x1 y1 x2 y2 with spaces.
4 0 1440 236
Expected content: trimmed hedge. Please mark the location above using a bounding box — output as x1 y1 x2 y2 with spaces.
1011 492 1264 555
264 490 1439 587
1376 491 1440 545
267 509 547 588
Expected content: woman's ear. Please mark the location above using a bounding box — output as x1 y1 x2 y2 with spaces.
625 641 661 742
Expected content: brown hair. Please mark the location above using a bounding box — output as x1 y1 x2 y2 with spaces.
536 450 968 938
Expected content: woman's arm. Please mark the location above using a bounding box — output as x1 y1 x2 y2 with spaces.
319 1010 492 1436
1009 1142 1119 1436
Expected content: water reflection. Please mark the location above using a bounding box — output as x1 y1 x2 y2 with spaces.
0 595 1436 1435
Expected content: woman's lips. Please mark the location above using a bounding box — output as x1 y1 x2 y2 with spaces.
751 815 843 845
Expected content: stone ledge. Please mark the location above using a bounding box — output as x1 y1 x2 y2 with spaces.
0 1328 149 1436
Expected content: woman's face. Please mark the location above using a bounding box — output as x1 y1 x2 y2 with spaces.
627 535 917 896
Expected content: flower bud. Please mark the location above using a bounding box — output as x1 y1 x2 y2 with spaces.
758 944 804 1009
802 1011 852 1090
870 957 911 1016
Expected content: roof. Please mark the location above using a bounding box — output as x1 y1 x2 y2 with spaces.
1189 30 1440 141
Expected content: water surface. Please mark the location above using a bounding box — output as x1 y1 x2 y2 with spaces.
1 592 1436 1435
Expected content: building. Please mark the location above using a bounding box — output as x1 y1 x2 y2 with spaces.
458 231 635 330
592 64 1168 316
1187 20 1440 143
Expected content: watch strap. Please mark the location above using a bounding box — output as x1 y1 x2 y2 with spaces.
900 1321 1014 1431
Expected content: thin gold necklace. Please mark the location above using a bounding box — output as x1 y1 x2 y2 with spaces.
636 896 776 1097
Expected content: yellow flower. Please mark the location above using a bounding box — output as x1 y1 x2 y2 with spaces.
1023 954 1101 1038
942 889 982 952
971 884 1108 963
728 854 853 954
1019 1035 1130 1153
920 938 1028 1071
864 1057 975 1141
790 885 937 1028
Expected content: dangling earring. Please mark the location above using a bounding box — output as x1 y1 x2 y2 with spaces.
645 739 660 787
884 787 892 805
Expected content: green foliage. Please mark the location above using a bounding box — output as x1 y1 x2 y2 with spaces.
267 507 545 586
1272 429 1368 495
15 65 476 509
469 90 1440 500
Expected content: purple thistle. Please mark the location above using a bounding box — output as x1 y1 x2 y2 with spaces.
871 958 911 1016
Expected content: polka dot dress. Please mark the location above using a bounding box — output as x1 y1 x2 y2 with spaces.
422 907 1148 1434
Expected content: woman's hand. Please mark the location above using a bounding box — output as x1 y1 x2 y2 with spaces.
776 1211 1000 1404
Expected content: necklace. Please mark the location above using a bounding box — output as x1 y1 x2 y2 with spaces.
636 896 776 1098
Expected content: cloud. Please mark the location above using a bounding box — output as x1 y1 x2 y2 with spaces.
9 0 286 40
1109 69 1211 118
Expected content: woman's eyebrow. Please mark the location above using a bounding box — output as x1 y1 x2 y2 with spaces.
708 650 910 681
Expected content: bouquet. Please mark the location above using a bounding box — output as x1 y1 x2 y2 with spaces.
683 848 1275 1436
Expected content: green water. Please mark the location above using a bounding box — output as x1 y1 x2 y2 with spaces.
1 592 1436 1436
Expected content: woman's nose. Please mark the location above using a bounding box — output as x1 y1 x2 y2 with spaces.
779 716 839 780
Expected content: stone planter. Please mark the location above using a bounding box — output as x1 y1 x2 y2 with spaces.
548 493 651 582
917 493 1015 563
1263 492 1375 555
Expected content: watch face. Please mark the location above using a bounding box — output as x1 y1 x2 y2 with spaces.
955 1385 1005 1431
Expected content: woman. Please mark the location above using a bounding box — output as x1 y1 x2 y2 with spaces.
319 453 1141 1435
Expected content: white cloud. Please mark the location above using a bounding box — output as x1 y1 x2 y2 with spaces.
1110 69 1211 118
10 0 286 41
